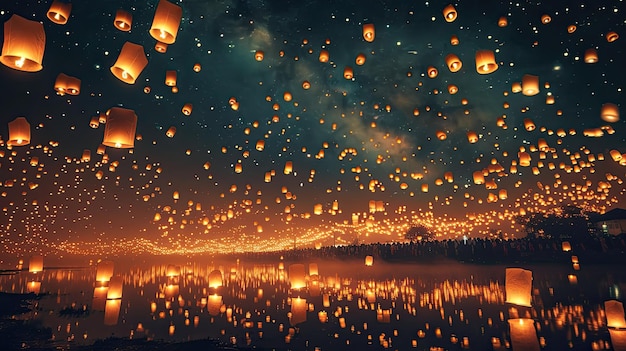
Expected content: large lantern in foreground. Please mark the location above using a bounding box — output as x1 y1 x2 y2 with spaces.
110 42 148 84
7 117 31 146
96 261 115 283
605 300 626 329
149 0 182 45
522 74 540 96
505 267 532 307
47 0 72 25
114 9 132 32
475 50 498 74
0 15 46 72
29 255 44 273
102 107 137 148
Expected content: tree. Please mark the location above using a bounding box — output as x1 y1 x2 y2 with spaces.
405 225 432 242
516 205 591 241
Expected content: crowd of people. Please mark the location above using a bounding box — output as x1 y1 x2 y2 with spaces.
241 233 626 265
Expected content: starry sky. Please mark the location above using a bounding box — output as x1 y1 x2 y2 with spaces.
0 0 624 256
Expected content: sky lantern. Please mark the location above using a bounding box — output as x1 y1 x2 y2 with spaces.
283 91 292 102
81 149 91 162
541 14 551 24
165 70 177 86
104 299 122 326
166 126 176 137
154 41 168 53
522 74 540 96
450 35 459 45
47 0 72 25
442 4 457 22
106 275 124 300
584 48 598 63
149 0 182 44
7 117 31 146
54 73 81 96
318 49 329 63
182 103 193 116
523 118 535 131
505 267 532 307
255 50 264 61
29 255 44 273
518 151 531 166
208 269 223 289
96 261 115 283
114 9 132 31
508 318 540 351
475 50 498 74
473 171 485 185
193 63 201 72
355 53 366 65
362 23 375 42
498 16 508 27
0 15 46 72
467 131 479 143
365 255 374 266
284 161 293 174
600 103 619 123
343 66 354 80
448 84 458 94
445 54 462 72
102 107 137 148
605 300 626 329
427 66 438 78
289 264 306 289
110 42 148 84
436 130 447 140
606 31 619 42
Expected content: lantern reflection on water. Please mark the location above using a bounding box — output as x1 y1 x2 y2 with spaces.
610 329 626 351
508 318 540 351
106 275 123 300
289 297 307 325
505 268 532 307
104 298 122 326
208 294 222 316
26 281 41 294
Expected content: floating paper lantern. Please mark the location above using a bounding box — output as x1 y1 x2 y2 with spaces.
149 0 182 44
498 16 508 27
467 131 479 143
584 48 598 63
318 49 329 63
475 50 498 74
81 149 91 162
450 35 459 45
309 263 319 277
448 84 458 94
355 53 366 65
110 42 148 84
29 255 43 273
601 103 619 123
522 74 540 96
208 294 222 316
605 300 626 329
344 66 354 79
154 41 168 53
193 63 201 72
427 66 438 78
7 117 31 146
606 31 619 43
289 263 306 289
102 107 137 148
26 281 41 294
114 9 132 31
362 23 375 42
208 269 223 289
104 298 122 325
541 14 551 24
96 261 115 283
505 268 533 307
365 255 374 266
443 4 457 22
284 161 293 174
508 318 540 351
318 311 328 323
182 103 193 116
255 50 264 61
47 0 72 25
106 275 123 300
54 73 81 96
445 54 462 72
0 15 46 72
165 70 177 86
523 118 535 131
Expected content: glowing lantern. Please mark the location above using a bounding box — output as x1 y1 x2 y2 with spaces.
106 275 123 300
182 103 193 116
601 103 619 123
166 126 176 138
505 267 532 307
104 299 122 326
436 130 447 140
81 149 91 162
473 171 485 185
427 66 438 78
467 131 478 143
450 35 459 45
509 319 540 351
605 300 626 329
96 261 115 283
518 152 531 167
365 255 374 266
193 63 201 72
318 49 329 63
541 14 551 24
344 66 354 80
309 263 319 276
154 41 168 53
29 255 44 273
290 297 307 325
362 23 375 42
110 42 148 84
284 161 293 174
0 15 46 72
283 91 292 102
523 118 535 131
355 53 366 65
7 117 31 146
208 294 222 316
475 50 498 74
314 203 323 215
54 73 81 96
498 16 508 27
102 107 137 148
208 269 223 289
318 311 328 323
165 70 177 86
26 281 41 294
289 264 306 289
47 0 71 25
114 9 132 31
255 50 264 61
445 54 462 72
442 4 457 22
302 80 311 89
448 84 458 94
609 329 626 351
521 74 539 96
149 0 182 44
584 48 598 63
606 31 619 43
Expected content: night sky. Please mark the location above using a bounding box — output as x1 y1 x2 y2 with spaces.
0 0 624 256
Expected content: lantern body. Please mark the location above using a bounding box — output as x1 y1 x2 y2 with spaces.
165 70 177 86
344 66 353 79
606 31 619 43
96 261 115 283
523 118 535 131
54 73 81 96
0 15 46 72
104 299 122 325
155 41 168 53
362 23 375 42
584 48 598 63
309 263 319 277
166 126 176 137
208 269 223 289
114 9 132 31
47 0 72 25
467 131 478 143
508 318 540 351
443 4 457 22
601 103 619 123
289 264 306 289
149 0 182 44
498 16 508 27
106 275 124 300
29 255 44 273
445 54 462 72
365 255 374 266
522 74 540 96
284 161 293 174
505 267 532 307
475 50 498 74
605 300 626 329
102 107 138 148
110 42 148 84
318 49 329 63
182 103 193 115
8 117 31 146
254 50 264 61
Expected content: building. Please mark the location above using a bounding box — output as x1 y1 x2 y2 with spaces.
594 208 626 235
